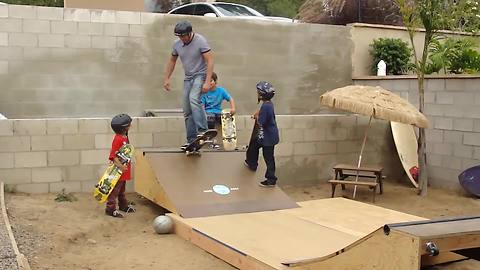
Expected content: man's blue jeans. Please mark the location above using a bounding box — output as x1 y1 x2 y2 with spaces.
183 74 208 143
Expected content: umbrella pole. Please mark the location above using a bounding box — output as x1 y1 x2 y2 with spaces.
353 115 373 199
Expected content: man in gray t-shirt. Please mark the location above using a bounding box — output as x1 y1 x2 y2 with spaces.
163 20 213 148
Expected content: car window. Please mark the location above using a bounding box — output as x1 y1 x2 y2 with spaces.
212 3 259 16
193 4 216 16
170 5 195 15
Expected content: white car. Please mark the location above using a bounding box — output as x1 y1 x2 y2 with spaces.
167 2 295 22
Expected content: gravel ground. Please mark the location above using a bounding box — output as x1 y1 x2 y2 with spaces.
0 199 18 270
10 223 44 269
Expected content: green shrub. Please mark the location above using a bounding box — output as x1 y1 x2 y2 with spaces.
369 38 413 75
426 37 480 74
2 0 63 7
447 38 480 74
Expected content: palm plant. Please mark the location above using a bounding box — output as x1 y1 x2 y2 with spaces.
426 37 480 74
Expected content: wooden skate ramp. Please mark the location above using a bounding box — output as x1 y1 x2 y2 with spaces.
170 198 480 270
134 150 298 218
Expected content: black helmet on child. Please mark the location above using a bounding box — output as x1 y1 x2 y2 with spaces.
256 81 275 100
174 20 193 36
111 114 132 134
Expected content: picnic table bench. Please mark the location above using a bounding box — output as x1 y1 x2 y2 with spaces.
328 163 383 202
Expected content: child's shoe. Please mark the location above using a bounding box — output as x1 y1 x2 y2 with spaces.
119 202 136 213
209 143 221 150
259 179 276 187
105 209 124 218
244 160 257 171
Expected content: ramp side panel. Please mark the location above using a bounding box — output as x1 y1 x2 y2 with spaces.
134 152 177 213
289 230 421 270
144 151 298 218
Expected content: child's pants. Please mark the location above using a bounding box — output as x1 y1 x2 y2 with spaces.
207 113 220 129
106 181 128 211
246 137 277 182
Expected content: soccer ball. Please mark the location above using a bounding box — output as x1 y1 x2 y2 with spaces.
153 215 173 234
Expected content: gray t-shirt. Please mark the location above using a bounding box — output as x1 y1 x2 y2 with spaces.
172 33 211 79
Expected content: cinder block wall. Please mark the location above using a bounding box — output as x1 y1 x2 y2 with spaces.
0 115 401 193
0 4 352 118
354 76 480 189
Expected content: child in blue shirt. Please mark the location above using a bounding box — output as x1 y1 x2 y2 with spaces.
201 72 236 129
244 81 279 187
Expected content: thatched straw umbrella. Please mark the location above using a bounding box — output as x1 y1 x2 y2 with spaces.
320 85 429 198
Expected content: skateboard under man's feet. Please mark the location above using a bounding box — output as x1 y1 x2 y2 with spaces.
182 129 218 156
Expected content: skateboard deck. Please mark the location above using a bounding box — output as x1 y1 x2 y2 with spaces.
249 118 259 144
93 143 134 203
221 109 237 151
183 129 218 156
391 121 419 189
459 165 480 197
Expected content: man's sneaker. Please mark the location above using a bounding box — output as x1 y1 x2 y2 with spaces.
105 209 124 218
244 160 256 171
259 180 276 188
180 143 189 151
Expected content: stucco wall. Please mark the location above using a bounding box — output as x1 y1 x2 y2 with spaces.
354 76 480 190
0 115 401 193
64 0 145 12
0 5 352 119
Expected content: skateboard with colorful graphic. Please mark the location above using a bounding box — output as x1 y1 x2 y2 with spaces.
93 143 134 203
183 129 218 156
221 109 237 151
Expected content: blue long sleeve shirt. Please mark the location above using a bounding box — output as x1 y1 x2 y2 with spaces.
257 101 279 146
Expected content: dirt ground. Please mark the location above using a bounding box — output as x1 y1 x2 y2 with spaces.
4 181 480 270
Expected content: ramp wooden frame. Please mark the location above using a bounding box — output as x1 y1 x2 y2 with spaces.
169 198 479 270
134 149 480 269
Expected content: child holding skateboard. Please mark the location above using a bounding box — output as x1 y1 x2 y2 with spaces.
244 81 279 187
201 72 236 129
105 114 136 218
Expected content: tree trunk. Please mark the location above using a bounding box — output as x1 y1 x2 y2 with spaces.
418 75 428 196
417 32 432 196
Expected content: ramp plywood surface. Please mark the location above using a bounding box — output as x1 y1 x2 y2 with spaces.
285 198 426 237
170 198 425 269
136 150 298 218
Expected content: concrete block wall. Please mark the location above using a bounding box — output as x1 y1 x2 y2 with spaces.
354 76 480 189
0 4 352 118
0 115 400 193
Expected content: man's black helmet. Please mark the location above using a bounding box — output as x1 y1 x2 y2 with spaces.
111 114 132 134
256 81 275 100
174 20 193 36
